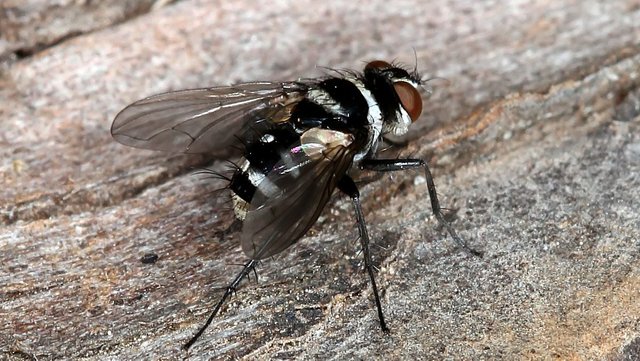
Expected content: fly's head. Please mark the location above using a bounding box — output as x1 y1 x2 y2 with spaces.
364 60 424 137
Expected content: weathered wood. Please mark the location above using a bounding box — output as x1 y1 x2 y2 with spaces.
1 0 639 360
0 0 175 62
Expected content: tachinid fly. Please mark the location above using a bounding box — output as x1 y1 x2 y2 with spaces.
111 59 481 350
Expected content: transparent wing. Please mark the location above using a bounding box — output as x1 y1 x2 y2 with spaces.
111 82 307 153
241 129 358 259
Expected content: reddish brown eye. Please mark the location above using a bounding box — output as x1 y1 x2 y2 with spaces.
394 82 422 122
365 60 392 71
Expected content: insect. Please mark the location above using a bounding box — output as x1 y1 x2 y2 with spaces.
111 59 481 350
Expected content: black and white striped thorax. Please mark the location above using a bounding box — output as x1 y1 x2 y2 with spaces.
228 62 423 220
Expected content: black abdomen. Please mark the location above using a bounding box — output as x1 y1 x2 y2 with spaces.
229 122 299 206
229 77 371 217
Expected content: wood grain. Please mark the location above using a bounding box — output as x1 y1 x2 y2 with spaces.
1 0 639 359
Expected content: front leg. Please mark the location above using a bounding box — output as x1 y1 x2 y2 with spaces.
360 158 482 257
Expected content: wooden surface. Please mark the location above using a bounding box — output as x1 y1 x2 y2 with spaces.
1 0 640 360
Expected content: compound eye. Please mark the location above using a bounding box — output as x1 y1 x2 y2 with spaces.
365 60 392 71
394 82 422 122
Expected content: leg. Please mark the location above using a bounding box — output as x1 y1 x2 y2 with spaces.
360 159 482 257
183 259 258 350
338 176 389 332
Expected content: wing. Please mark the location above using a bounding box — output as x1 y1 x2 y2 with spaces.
111 82 307 153
241 129 359 260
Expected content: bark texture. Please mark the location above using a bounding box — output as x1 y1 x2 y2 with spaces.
1 0 640 360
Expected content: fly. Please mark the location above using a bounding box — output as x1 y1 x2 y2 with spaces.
111 59 482 350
